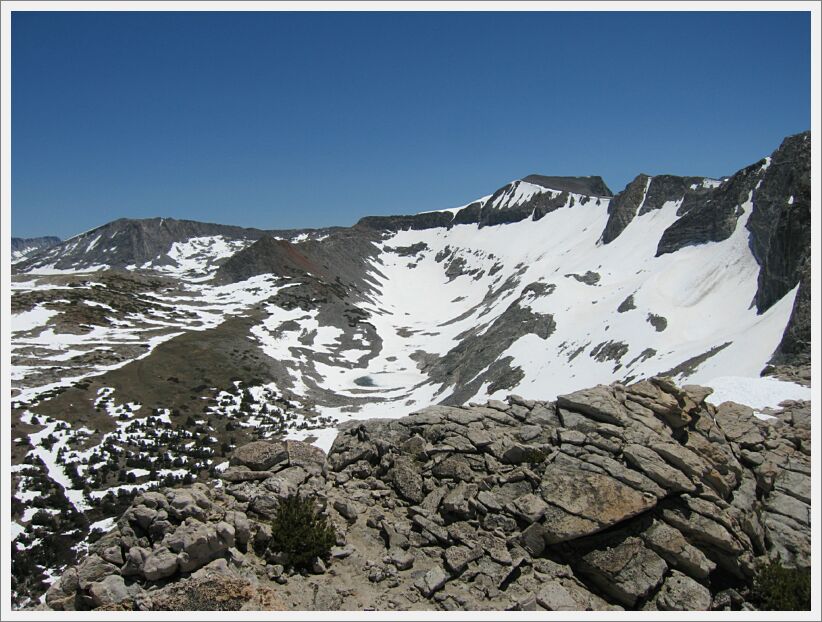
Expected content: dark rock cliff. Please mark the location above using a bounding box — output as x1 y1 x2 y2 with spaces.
600 174 651 244
744 132 811 314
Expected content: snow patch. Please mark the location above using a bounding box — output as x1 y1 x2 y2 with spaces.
703 376 811 410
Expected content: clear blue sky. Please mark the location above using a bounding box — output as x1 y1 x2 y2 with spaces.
11 10 811 239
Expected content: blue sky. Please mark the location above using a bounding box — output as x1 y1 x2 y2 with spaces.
11 10 811 239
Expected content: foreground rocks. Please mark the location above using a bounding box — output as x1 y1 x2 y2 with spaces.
45 377 811 611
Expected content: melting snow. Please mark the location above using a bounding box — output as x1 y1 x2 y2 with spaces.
703 376 811 410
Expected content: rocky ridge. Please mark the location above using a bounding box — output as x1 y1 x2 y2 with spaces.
11 236 62 262
43 377 811 612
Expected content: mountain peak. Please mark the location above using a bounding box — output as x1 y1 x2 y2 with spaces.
520 174 613 197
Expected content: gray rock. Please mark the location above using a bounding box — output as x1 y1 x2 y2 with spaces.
501 443 544 465
390 456 425 504
419 485 448 514
224 510 250 548
387 547 415 570
400 434 427 457
464 428 493 448
121 546 149 577
412 514 449 544
89 574 131 608
312 557 327 574
536 583 579 611
142 547 179 581
219 466 275 482
100 546 125 566
441 482 477 518
714 402 765 447
175 519 235 574
285 440 327 472
540 467 658 539
764 491 810 527
231 440 288 471
381 522 410 550
574 536 668 607
520 523 546 556
127 505 158 531
45 567 80 610
249 493 283 519
165 488 212 522
650 442 710 480
557 386 627 426
446 521 478 546
509 394 536 409
540 504 602 544
415 565 448 597
647 570 712 611
330 544 355 559
622 444 696 493
509 405 531 421
432 454 476 481
509 493 549 523
77 554 120 589
443 545 482 575
333 499 361 522
642 519 715 580
578 452 666 498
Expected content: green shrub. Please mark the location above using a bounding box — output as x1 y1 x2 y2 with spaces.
521 447 549 464
752 558 811 610
266 494 335 571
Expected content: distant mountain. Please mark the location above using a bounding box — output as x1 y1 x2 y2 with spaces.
11 236 61 263
12 218 280 275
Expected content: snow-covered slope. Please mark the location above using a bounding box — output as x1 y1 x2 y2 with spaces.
265 183 807 449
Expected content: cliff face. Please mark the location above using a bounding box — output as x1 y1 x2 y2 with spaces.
43 376 810 612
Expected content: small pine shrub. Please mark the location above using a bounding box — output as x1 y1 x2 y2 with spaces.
753 559 811 610
266 494 335 571
522 447 549 464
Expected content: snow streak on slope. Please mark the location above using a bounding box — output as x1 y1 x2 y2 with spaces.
10 273 295 407
489 180 555 209
138 235 255 281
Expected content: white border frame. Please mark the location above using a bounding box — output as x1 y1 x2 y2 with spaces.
1 2 819 621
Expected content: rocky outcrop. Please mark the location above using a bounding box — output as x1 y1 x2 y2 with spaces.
419 294 556 404
745 132 811 314
601 174 711 245
656 131 810 317
44 377 810 611
521 175 612 197
600 174 651 244
357 177 612 233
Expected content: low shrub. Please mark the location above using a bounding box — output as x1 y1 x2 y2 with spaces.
752 558 811 610
266 494 335 571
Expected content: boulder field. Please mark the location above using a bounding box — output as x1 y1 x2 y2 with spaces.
44 377 810 611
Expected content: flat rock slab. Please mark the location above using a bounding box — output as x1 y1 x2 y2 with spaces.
539 467 658 540
230 441 288 472
575 536 668 607
557 386 627 426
